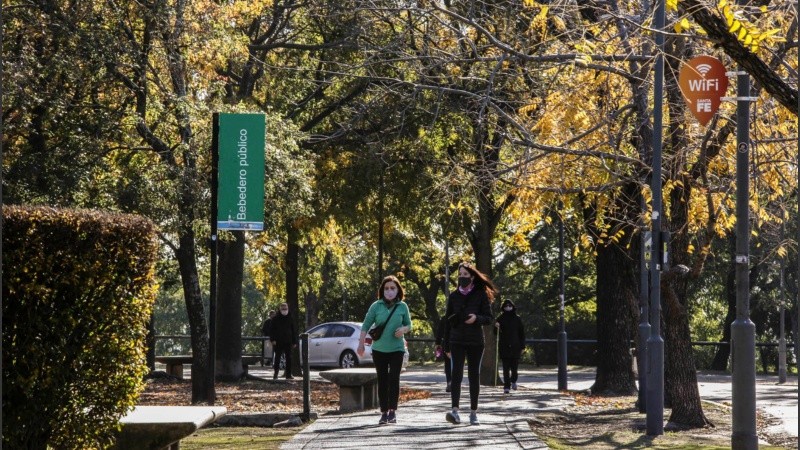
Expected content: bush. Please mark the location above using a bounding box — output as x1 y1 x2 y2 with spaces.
2 206 158 449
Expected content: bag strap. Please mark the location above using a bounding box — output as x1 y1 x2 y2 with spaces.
378 303 399 329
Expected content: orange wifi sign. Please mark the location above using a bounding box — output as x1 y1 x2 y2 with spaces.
678 55 728 126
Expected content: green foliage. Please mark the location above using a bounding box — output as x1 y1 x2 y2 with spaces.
2 206 158 449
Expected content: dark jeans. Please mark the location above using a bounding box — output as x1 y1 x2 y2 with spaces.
502 357 519 389
449 343 484 410
273 342 292 376
372 350 405 412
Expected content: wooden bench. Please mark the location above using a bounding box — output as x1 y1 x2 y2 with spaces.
114 405 226 450
155 355 263 379
319 368 379 412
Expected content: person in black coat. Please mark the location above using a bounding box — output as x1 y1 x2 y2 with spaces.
494 299 526 393
270 303 297 380
443 263 496 426
434 317 452 392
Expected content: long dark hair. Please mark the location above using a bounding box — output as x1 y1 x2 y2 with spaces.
458 263 497 302
376 275 405 302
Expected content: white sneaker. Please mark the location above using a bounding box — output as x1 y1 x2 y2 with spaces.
503 388 510 394
445 410 461 424
512 382 518 390
470 411 480 425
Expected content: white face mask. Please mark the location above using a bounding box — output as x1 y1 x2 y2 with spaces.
384 283 399 301
280 309 289 316
504 306 513 312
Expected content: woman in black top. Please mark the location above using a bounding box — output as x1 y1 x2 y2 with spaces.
443 263 496 426
494 299 526 393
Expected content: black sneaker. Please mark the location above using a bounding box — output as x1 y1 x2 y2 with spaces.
387 410 396 423
445 381 451 393
379 412 389 425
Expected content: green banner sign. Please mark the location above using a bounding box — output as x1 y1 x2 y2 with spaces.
217 113 265 231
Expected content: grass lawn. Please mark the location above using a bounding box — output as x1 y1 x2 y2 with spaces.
180 425 307 450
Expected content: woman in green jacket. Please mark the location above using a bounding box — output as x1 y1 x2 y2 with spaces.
357 275 412 425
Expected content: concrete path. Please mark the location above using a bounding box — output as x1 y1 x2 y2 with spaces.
281 369 562 449
210 363 799 448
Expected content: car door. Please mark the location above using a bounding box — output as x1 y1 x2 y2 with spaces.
306 324 330 366
327 324 355 365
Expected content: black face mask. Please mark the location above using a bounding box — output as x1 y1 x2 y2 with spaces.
458 276 472 288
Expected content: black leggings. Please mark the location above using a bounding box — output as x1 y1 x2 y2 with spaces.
372 350 404 412
449 343 484 410
502 357 519 389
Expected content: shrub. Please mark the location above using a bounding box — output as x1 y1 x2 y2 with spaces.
2 206 158 449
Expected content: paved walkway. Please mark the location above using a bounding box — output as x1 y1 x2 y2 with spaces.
271 365 797 449
281 370 562 449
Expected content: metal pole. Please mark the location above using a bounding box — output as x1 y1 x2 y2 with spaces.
795 11 800 449
301 333 311 421
646 0 665 434
638 197 650 413
557 201 568 390
778 239 787 384
208 113 220 402
730 59 757 449
444 239 451 295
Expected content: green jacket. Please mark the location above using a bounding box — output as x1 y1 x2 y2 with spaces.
362 299 412 353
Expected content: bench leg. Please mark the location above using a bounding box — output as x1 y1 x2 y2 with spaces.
339 386 365 412
166 363 184 379
363 382 378 409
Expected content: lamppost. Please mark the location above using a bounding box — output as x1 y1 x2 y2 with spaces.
730 56 757 450
557 201 568 391
646 0 665 434
638 197 650 413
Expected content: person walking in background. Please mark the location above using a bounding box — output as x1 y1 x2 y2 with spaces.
261 309 276 337
434 316 452 392
270 303 297 380
443 263 496 426
495 299 525 394
261 309 276 366
357 275 412 425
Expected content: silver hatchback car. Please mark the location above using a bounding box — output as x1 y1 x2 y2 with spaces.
302 321 409 369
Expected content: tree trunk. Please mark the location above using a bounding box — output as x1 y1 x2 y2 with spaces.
711 234 736 371
176 233 213 403
472 214 499 386
146 315 156 372
591 237 638 395
663 280 711 427
216 231 246 381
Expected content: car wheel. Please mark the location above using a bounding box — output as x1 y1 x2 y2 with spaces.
339 350 358 368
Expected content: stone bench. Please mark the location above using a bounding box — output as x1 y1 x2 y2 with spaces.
114 405 227 450
155 355 262 379
319 368 379 412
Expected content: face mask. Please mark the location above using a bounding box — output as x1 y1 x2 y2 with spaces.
280 310 288 316
458 276 472 288
504 306 513 312
384 290 397 301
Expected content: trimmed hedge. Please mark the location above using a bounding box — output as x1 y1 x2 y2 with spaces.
2 206 159 449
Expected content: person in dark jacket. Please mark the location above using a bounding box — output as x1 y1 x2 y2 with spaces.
434 316 452 392
494 299 525 393
270 303 297 380
261 310 276 336
443 263 496 426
